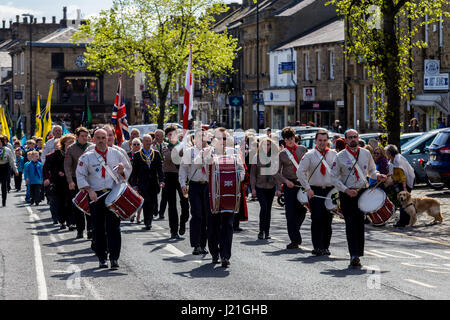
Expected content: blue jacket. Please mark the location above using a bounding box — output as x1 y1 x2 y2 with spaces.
24 161 43 185
16 156 25 172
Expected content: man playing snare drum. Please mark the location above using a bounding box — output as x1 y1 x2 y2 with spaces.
297 130 337 257
76 128 132 270
330 129 386 268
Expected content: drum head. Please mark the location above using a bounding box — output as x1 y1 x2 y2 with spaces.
297 189 308 204
325 188 339 211
105 183 127 206
358 188 386 213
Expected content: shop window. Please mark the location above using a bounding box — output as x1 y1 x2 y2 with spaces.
51 53 64 69
62 77 99 104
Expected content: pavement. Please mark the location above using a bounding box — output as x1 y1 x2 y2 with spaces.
0 184 450 300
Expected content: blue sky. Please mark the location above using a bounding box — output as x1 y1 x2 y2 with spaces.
0 0 242 23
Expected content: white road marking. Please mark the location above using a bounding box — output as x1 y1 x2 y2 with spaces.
371 250 421 259
415 250 450 260
404 279 436 288
161 243 204 264
27 205 48 300
365 250 387 258
53 294 85 298
425 269 450 274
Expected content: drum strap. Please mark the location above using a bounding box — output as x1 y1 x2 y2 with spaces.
285 149 299 170
95 152 120 185
343 150 365 186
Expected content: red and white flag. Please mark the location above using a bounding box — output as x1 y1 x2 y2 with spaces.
183 44 193 131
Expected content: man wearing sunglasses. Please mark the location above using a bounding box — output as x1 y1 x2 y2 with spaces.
330 129 387 268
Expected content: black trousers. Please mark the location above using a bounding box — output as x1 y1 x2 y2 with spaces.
256 186 276 234
158 184 168 217
45 185 59 223
0 164 9 205
54 183 73 225
89 193 121 261
284 183 307 245
14 172 23 191
397 185 412 227
309 186 334 251
188 182 209 248
208 212 235 260
142 190 157 227
165 172 190 235
69 180 92 233
30 184 42 204
339 189 366 257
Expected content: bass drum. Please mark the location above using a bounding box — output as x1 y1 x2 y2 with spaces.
358 188 394 226
105 183 144 221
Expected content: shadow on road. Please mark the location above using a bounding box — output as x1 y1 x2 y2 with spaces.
173 263 230 279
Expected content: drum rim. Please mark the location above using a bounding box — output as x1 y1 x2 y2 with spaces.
358 188 386 213
105 183 127 206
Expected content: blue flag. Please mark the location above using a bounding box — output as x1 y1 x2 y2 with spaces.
61 122 70 135
21 134 27 147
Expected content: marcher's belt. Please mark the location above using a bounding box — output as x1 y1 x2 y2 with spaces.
95 188 111 195
311 185 333 190
191 180 207 185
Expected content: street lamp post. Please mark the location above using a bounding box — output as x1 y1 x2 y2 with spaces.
22 14 33 136
255 1 260 131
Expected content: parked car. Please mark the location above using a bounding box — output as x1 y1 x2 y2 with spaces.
359 133 383 145
425 128 450 190
400 132 422 147
292 126 327 136
401 129 445 185
128 124 158 137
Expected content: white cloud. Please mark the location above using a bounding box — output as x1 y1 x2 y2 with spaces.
0 5 41 23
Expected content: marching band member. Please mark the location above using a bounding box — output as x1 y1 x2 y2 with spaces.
162 125 189 239
153 129 167 219
207 127 245 267
274 127 308 250
298 130 337 256
250 137 279 240
64 127 93 238
179 129 210 256
76 129 132 269
129 134 165 231
0 135 18 207
330 129 386 268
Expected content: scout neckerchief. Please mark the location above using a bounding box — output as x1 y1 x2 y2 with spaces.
315 146 330 176
345 145 360 181
95 146 108 178
285 144 300 173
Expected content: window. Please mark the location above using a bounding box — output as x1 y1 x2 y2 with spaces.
316 51 321 80
13 54 17 75
329 51 335 80
62 77 99 104
425 14 429 45
20 52 24 74
439 15 443 47
304 52 309 81
51 53 64 69
364 86 369 122
20 84 25 105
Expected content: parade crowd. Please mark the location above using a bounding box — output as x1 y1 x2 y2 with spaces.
0 123 418 270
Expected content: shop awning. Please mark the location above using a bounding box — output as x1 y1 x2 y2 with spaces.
410 93 449 114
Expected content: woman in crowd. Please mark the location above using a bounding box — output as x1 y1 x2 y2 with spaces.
406 118 421 133
0 135 18 207
385 144 415 228
250 137 279 240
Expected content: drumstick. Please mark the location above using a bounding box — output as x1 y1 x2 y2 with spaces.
89 191 110 204
369 180 383 192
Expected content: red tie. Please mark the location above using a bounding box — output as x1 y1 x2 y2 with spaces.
346 146 360 181
95 147 108 178
315 147 329 176
286 144 299 173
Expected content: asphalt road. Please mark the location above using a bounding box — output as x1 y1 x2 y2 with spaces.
1 186 449 300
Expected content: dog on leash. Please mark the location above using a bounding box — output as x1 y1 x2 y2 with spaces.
397 191 443 227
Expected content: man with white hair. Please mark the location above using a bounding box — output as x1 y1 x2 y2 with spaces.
41 125 63 164
121 128 140 154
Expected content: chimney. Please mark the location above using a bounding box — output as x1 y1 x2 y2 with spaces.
16 15 19 23
63 7 67 20
42 17 46 23
2 20 5 29
52 16 56 24
77 9 81 21
9 20 12 28
34 18 37 24
23 17 28 24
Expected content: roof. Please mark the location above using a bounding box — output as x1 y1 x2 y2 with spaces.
0 51 11 68
275 0 318 17
25 27 88 47
0 39 20 51
274 19 344 51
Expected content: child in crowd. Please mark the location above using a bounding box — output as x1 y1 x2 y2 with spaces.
14 148 24 192
24 151 43 206
24 151 32 203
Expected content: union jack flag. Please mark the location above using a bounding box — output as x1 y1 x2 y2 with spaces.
112 76 129 146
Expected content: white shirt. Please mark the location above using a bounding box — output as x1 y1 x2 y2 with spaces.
298 148 337 190
87 144 131 167
0 147 18 174
179 145 210 186
41 138 58 164
330 147 379 192
76 147 132 192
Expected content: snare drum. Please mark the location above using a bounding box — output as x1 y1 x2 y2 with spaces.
209 155 241 214
72 189 90 216
105 183 144 220
297 189 308 204
324 188 339 211
358 188 394 226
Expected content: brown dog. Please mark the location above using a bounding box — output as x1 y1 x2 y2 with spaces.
397 191 443 227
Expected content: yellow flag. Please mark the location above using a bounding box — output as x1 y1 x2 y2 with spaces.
35 93 42 138
0 108 5 135
42 81 54 142
0 107 10 141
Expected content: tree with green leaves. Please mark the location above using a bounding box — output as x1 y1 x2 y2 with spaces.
73 0 239 129
326 0 449 147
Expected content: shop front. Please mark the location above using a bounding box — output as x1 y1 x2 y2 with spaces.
263 88 295 129
299 101 336 129
410 93 449 131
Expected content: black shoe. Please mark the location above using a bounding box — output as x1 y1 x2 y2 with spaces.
323 249 331 256
201 247 208 255
110 260 119 270
87 231 93 239
91 241 96 253
350 256 362 268
153 212 158 217
311 249 323 256
264 233 271 240
52 220 58 225
143 225 152 231
68 225 76 231
99 260 108 269
192 247 201 255
60 224 66 230
76 232 84 239
221 259 230 268
170 233 180 240
212 256 220 264
158 216 165 220
257 232 264 240
233 227 243 232
179 224 186 236
286 242 300 250
394 223 405 228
